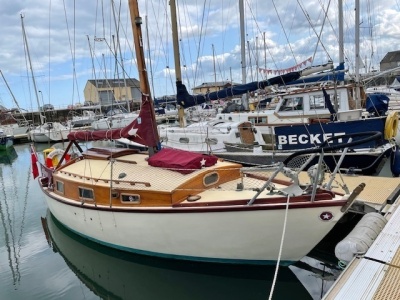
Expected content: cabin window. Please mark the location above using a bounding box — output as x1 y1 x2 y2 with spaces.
310 95 326 109
310 94 341 110
79 187 94 201
55 181 64 194
121 194 141 204
249 116 268 124
279 97 303 111
205 138 218 145
179 137 189 143
203 172 219 186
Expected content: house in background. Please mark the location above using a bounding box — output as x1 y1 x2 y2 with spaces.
83 78 141 106
192 81 239 94
380 50 400 73
362 50 400 87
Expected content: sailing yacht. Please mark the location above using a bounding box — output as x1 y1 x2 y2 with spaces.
33 0 370 266
29 121 72 143
0 128 14 150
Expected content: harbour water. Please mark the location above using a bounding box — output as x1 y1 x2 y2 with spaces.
0 142 347 299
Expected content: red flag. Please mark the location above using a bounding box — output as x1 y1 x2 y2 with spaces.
30 145 39 179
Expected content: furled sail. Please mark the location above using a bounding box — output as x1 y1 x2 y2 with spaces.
286 63 345 86
176 71 302 109
67 94 159 149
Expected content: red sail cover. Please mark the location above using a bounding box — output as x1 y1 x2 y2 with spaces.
67 94 159 148
148 148 218 174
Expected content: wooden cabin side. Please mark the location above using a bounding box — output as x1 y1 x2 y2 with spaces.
49 148 243 208
170 162 243 204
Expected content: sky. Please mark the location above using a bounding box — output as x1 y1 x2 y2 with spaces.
0 0 399 111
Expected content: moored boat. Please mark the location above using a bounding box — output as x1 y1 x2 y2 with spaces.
0 128 14 150
32 0 372 266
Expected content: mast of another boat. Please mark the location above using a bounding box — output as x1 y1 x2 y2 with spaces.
169 0 186 127
239 0 249 110
20 14 45 125
111 0 130 112
0 70 29 123
128 0 160 155
333 0 345 112
354 0 361 109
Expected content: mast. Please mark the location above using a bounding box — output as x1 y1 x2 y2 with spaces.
128 0 159 154
239 0 248 110
128 1 151 95
338 0 344 73
21 14 45 124
355 0 361 109
170 0 186 127
145 15 156 98
111 0 130 111
212 44 217 92
0 70 28 122
87 36 102 113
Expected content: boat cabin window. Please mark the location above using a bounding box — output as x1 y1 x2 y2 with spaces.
203 172 219 186
55 181 64 194
79 187 94 201
310 94 340 110
248 116 268 124
279 97 303 111
179 137 189 143
310 95 326 109
121 194 141 204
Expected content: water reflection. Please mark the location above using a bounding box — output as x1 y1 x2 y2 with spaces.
42 211 313 300
0 148 29 289
0 146 18 164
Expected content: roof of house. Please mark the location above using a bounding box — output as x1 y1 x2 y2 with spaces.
87 78 140 88
192 81 236 89
380 50 400 64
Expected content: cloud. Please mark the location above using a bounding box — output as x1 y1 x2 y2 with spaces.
0 0 399 110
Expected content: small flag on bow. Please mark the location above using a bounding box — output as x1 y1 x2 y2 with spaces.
30 144 39 179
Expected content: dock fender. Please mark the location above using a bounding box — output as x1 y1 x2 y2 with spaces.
384 111 399 140
335 212 387 263
390 144 400 177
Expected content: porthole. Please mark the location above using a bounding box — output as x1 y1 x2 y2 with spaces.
203 172 219 186
179 137 189 144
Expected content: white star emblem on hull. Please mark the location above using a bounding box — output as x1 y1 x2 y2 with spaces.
319 211 333 221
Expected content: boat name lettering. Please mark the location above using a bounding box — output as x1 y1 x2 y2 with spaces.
277 132 346 145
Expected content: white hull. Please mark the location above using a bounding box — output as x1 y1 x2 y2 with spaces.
30 132 51 143
158 120 261 153
30 130 70 142
44 191 344 264
91 113 138 130
0 124 30 140
29 122 71 142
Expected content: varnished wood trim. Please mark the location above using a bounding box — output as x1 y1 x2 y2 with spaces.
42 184 346 213
173 192 334 207
82 147 139 160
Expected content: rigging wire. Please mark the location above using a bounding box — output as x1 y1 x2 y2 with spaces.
297 0 333 63
62 0 81 104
